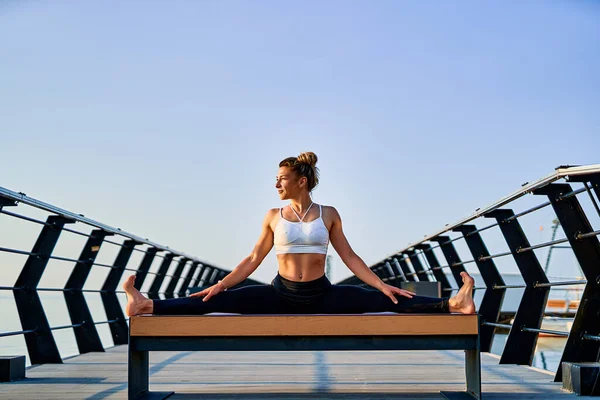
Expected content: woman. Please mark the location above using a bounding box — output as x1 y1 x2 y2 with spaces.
124 152 475 316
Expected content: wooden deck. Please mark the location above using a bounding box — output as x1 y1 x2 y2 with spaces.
0 346 590 399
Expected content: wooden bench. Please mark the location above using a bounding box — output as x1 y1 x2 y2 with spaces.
128 314 481 399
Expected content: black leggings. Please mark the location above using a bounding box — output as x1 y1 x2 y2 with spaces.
153 274 450 315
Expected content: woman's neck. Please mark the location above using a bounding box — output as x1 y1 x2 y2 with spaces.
289 195 313 213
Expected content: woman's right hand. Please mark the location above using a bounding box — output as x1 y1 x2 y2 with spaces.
189 281 226 302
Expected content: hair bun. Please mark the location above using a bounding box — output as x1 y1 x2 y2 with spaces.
297 151 318 167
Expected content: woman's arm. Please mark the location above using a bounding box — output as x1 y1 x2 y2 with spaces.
328 206 414 303
191 208 277 301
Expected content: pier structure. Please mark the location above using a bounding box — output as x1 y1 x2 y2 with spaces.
1 164 600 398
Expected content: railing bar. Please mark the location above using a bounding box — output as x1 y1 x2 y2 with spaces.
442 236 464 245
443 286 486 292
534 280 587 288
464 222 498 236
521 327 569 336
505 201 552 221
44 256 156 273
493 284 526 289
584 182 600 218
0 209 49 225
51 323 85 331
0 186 207 263
418 244 441 254
0 328 38 338
583 333 600 342
451 259 476 267
0 286 19 290
576 230 600 240
558 187 586 201
103 239 124 247
49 255 85 263
479 251 512 261
62 227 92 237
517 238 571 253
93 261 118 269
93 319 119 325
482 322 512 329
0 246 36 256
49 256 121 271
36 287 130 294
102 239 168 260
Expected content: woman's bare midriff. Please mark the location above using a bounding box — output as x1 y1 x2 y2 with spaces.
277 253 327 281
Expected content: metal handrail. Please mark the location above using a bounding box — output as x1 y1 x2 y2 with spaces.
0 186 211 264
391 164 600 257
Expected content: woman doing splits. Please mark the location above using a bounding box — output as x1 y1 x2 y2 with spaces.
124 152 475 316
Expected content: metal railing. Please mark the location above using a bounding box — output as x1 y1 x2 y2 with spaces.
3 165 600 386
338 164 600 383
0 186 260 364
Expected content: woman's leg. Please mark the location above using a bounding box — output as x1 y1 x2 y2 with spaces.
317 285 449 314
124 275 288 316
152 284 287 315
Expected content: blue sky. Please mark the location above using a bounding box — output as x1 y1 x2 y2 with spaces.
0 0 598 286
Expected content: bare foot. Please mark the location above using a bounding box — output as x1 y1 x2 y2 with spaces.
123 275 153 316
448 272 476 314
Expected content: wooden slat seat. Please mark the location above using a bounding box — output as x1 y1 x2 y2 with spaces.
130 314 479 337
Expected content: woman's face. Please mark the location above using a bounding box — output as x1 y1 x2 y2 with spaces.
275 166 306 200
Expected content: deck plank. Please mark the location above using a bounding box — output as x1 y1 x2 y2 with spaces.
0 345 591 399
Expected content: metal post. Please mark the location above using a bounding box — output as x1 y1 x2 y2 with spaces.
453 225 506 353
164 258 189 298
464 346 482 399
189 263 205 288
396 256 416 282
430 236 467 288
101 239 138 345
0 197 17 210
147 253 175 299
372 262 387 280
198 266 213 288
64 229 112 354
485 209 549 365
14 215 74 364
128 341 149 399
133 248 159 291
414 244 452 292
178 261 199 297
534 181 600 382
404 249 431 282
207 269 220 286
192 264 208 288
389 258 408 283
384 261 401 287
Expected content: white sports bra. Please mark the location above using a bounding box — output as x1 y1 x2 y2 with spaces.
273 203 329 255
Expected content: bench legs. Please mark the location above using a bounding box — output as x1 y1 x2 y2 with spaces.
440 349 482 400
128 348 174 400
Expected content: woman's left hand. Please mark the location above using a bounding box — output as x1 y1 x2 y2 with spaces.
379 283 415 304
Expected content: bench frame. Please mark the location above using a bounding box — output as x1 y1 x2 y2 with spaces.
128 315 481 400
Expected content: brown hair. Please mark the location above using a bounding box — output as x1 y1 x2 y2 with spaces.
279 151 320 192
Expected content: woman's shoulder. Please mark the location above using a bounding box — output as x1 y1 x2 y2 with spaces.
265 207 281 217
319 204 340 218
